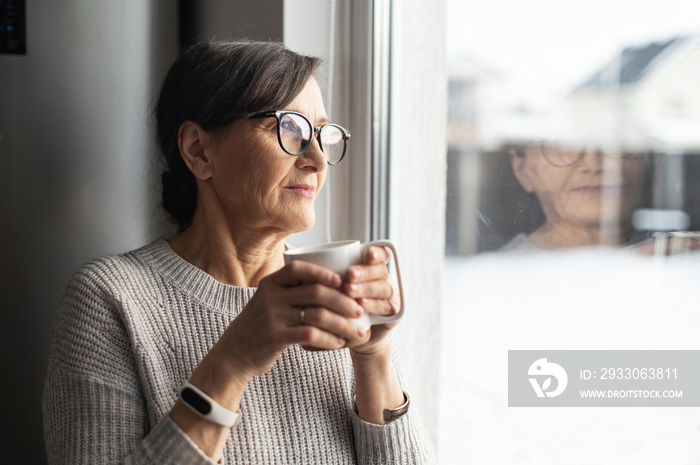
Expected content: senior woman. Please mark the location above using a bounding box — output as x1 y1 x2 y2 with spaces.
43 41 435 464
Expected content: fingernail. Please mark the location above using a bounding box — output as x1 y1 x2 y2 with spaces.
337 337 346 346
350 269 360 281
357 326 367 337
356 305 364 317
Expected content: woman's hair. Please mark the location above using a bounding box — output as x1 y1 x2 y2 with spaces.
154 40 321 230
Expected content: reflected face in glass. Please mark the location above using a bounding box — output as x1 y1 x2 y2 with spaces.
510 144 645 229
204 78 328 234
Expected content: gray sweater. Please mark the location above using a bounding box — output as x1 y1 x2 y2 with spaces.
43 239 435 464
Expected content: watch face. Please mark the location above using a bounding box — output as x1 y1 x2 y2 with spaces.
181 388 212 415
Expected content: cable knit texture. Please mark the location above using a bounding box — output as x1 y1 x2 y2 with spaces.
43 239 436 464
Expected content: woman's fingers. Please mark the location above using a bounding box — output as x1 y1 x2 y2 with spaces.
341 246 399 319
271 259 342 288
343 279 393 300
284 324 347 350
256 251 398 351
365 246 391 265
345 247 391 282
289 306 367 340
356 297 396 316
285 284 363 319
345 261 389 284
344 246 393 301
344 247 392 302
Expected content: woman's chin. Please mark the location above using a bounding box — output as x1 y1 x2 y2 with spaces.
284 213 316 234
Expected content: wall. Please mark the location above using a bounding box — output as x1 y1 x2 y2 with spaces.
0 1 178 462
185 0 283 43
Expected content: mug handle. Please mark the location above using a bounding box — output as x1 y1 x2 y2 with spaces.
361 240 405 325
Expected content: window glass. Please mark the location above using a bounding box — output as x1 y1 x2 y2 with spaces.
441 0 700 462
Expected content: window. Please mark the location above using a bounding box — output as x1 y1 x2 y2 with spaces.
442 0 700 463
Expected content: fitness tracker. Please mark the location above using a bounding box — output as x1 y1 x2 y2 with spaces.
179 382 241 428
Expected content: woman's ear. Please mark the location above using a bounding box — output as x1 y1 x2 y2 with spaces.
509 148 535 193
177 121 213 180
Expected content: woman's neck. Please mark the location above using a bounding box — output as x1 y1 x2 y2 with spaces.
168 208 286 288
530 221 624 249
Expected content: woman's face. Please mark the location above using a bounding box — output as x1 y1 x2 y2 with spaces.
205 78 329 235
511 144 645 230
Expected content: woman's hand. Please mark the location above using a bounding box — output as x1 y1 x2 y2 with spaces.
342 246 405 425
173 260 367 460
343 246 401 357
215 260 368 382
627 236 700 256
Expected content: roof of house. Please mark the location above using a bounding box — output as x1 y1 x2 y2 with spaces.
575 36 684 91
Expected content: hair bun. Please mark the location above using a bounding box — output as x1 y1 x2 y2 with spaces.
161 167 197 230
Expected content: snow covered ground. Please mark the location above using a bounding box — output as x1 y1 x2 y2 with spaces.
438 247 700 464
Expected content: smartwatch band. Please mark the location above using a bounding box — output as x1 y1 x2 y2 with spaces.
179 382 241 428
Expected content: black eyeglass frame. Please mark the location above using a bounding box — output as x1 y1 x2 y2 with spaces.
536 141 645 168
248 110 351 166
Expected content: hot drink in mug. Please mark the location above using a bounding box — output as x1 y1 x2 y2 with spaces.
284 240 404 348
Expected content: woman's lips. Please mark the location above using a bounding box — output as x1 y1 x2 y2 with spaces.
284 184 316 198
573 185 627 195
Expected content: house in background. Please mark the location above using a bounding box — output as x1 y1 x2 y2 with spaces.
570 34 700 153
569 34 700 220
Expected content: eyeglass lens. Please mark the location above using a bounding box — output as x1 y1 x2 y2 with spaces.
319 125 345 165
540 144 643 167
278 113 345 164
279 113 312 155
540 145 582 167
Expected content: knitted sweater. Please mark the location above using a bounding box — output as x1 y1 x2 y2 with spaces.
42 239 436 464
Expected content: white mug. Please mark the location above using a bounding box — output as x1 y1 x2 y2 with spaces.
284 240 405 331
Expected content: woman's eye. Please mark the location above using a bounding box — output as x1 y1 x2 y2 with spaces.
281 121 302 136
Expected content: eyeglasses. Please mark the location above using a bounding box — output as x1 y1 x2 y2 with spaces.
249 110 351 165
536 142 644 167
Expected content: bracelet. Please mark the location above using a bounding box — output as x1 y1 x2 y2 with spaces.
383 391 410 422
354 390 410 423
179 382 241 428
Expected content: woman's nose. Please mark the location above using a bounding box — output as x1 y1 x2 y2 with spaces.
295 137 327 172
576 148 604 171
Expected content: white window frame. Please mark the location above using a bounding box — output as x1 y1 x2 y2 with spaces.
285 0 447 447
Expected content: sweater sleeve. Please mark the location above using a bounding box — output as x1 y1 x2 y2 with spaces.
351 408 436 465
42 263 218 465
350 340 437 465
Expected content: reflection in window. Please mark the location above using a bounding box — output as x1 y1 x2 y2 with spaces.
447 34 700 254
